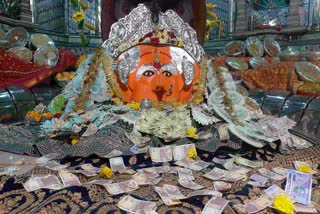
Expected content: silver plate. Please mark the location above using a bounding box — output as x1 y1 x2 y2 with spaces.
249 57 268 69
264 39 281 57
30 33 54 49
224 41 246 56
34 44 59 68
246 36 264 58
5 27 29 48
8 46 33 63
306 52 320 61
295 62 320 82
226 57 248 71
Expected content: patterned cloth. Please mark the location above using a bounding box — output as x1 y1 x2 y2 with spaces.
0 145 319 213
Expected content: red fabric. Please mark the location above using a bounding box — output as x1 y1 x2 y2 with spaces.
0 49 78 88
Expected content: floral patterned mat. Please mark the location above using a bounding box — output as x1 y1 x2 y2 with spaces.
1 145 319 214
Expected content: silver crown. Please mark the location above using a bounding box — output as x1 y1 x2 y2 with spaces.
102 4 204 64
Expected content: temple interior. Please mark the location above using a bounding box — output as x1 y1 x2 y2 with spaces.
0 0 320 213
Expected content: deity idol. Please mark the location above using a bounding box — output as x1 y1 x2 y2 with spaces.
37 3 311 156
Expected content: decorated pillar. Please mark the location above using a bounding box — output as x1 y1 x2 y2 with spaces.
234 0 248 32
287 0 301 26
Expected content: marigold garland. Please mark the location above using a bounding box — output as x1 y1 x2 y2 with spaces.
127 102 140 110
71 137 80 145
187 148 197 159
273 194 294 214
99 166 113 179
297 164 312 174
187 127 197 138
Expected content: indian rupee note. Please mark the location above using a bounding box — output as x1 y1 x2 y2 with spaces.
213 181 232 192
178 177 204 190
245 194 273 214
163 184 186 200
154 186 181 206
149 146 173 162
203 168 227 180
258 168 285 181
286 170 312 205
186 189 223 198
110 157 127 172
235 156 263 168
59 170 81 187
172 144 196 161
201 197 229 214
117 195 157 214
106 180 139 195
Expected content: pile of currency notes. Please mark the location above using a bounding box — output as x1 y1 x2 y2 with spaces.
2 146 319 214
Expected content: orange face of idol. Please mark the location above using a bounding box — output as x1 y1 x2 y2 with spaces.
115 44 201 103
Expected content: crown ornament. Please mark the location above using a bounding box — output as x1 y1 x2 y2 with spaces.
102 4 204 64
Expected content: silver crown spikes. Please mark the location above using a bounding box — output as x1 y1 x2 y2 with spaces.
102 4 204 64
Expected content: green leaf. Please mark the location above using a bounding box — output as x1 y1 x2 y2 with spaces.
78 19 84 29
80 34 90 46
48 95 66 115
70 0 78 9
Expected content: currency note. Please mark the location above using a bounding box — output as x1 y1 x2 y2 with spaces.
143 166 173 174
106 180 139 195
235 156 263 168
0 166 19 176
179 177 204 190
119 169 136 175
294 161 318 174
201 197 229 214
250 174 268 186
44 160 69 171
186 189 223 198
212 157 234 165
84 179 113 187
213 181 232 192
23 174 64 192
223 162 250 174
72 169 97 177
80 163 100 173
136 170 160 178
295 204 318 213
172 144 196 161
110 157 127 172
117 195 157 214
217 123 229 142
178 167 194 180
175 157 196 168
132 173 162 185
35 153 60 165
149 147 173 162
258 168 285 181
245 194 273 213
221 171 246 182
82 123 98 137
203 168 227 180
286 170 312 205
247 181 266 187
271 167 288 176
163 184 186 200
264 184 288 198
59 171 81 187
188 160 210 171
154 186 181 205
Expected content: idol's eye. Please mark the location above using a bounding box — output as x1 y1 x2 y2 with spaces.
162 71 172 77
143 70 154 77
